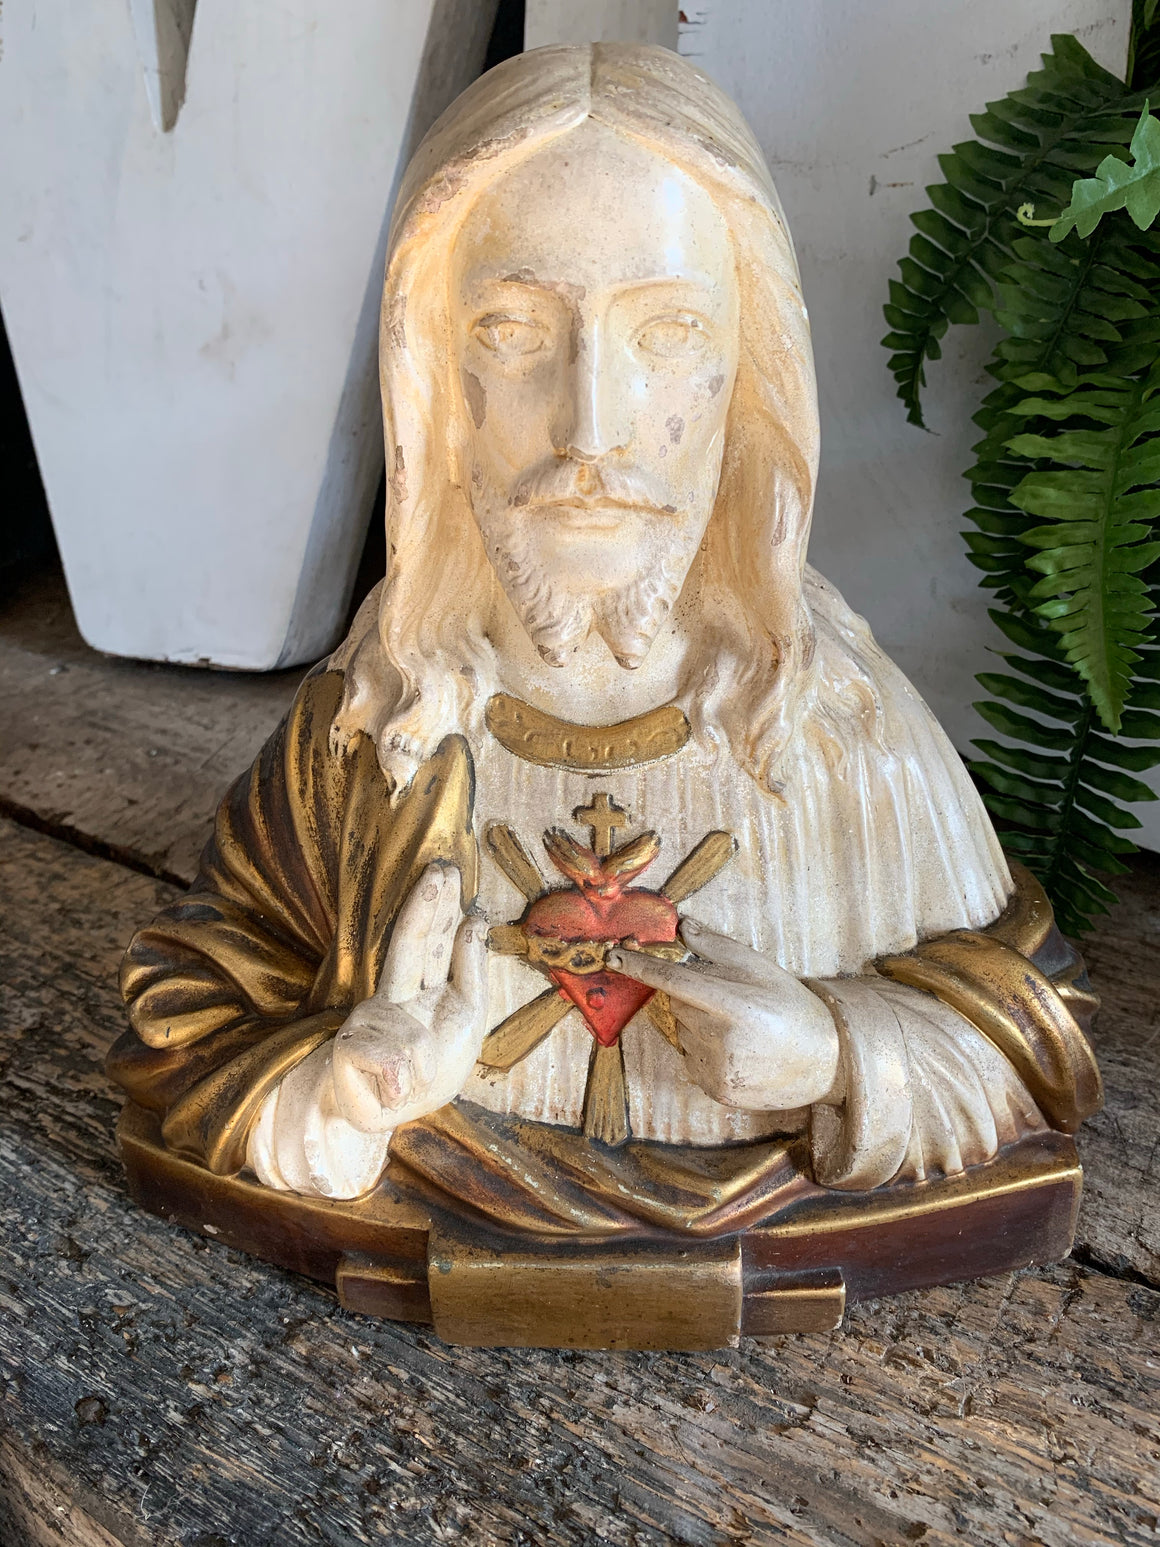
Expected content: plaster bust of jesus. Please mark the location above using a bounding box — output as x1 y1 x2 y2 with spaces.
109 46 1101 1327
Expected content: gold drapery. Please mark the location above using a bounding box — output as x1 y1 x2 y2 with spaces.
111 669 477 1171
108 669 1101 1237
388 1101 816 1238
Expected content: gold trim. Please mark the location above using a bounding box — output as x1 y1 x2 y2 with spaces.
526 935 608 975
521 934 686 977
478 989 572 1071
337 1254 432 1325
583 1040 629 1146
484 823 544 901
644 990 682 1051
663 831 738 904
744 1271 846 1336
487 922 530 958
750 1132 1080 1244
485 693 690 771
426 1231 743 1350
119 1104 1083 1347
986 859 1056 958
877 933 1102 1134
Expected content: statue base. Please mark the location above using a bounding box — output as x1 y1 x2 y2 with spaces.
117 1103 1082 1350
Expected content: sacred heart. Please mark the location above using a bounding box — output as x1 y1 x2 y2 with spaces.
481 795 736 1111
481 797 736 1146
522 828 679 1046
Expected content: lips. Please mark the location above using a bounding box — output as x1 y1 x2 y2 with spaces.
546 504 625 534
523 886 679 1046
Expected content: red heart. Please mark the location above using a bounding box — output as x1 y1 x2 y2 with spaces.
523 887 678 1046
549 969 656 1048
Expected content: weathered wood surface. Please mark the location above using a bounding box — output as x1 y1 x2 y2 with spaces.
2 813 1159 1547
1074 851 1160 1286
0 572 299 884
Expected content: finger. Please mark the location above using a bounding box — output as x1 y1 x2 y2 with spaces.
606 947 732 1016
246 1086 288 1191
304 1115 391 1200
303 1077 392 1198
420 867 463 992
679 917 792 990
444 910 489 1032
379 863 457 1003
268 1042 333 1193
332 1020 418 1132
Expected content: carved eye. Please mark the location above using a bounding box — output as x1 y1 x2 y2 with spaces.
472 314 546 359
635 314 708 360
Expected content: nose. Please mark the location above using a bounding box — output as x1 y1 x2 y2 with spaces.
552 317 628 462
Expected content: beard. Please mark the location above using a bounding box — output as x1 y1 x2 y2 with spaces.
484 513 689 668
469 458 705 668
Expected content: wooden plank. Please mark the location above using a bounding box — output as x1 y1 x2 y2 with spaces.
0 1438 128 1547
0 571 299 884
1 815 1159 1546
1074 851 1160 1285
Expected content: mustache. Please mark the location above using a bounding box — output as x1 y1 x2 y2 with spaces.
510 457 676 515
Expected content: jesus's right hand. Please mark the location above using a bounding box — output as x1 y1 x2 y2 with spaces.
246 863 488 1199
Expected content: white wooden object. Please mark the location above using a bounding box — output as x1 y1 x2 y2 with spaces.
526 1 677 50
674 2 1160 842
0 0 496 669
127 0 198 131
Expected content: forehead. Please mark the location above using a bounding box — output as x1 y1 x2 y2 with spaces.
453 120 734 299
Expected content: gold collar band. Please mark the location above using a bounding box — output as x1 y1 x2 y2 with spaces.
485 693 691 771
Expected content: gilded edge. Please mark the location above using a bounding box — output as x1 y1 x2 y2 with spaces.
484 692 691 771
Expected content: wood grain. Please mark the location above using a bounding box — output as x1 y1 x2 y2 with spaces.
1 814 1159 1546
0 571 299 884
1074 851 1160 1285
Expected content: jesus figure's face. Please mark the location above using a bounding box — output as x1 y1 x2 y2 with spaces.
451 120 740 669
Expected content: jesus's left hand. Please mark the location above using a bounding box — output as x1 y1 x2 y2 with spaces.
608 919 842 1112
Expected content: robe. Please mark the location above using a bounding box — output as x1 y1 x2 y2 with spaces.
107 572 1102 1235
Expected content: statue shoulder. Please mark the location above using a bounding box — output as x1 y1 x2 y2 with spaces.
803 563 965 762
801 565 1013 934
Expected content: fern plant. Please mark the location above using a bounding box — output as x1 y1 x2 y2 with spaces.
882 8 1160 934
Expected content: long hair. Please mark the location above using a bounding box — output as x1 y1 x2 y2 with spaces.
332 43 832 796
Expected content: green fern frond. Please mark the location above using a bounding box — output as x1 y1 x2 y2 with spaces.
1131 0 1160 91
961 227 1160 622
882 35 1150 426
887 12 1160 934
969 608 1160 934
992 224 1156 379
1002 360 1160 729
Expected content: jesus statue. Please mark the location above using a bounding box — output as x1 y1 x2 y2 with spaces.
108 44 1101 1341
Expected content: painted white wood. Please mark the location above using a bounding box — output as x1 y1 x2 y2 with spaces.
0 0 496 669
526 0 677 50
676 1 1160 846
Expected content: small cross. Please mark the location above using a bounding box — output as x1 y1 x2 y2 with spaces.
574 792 629 858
